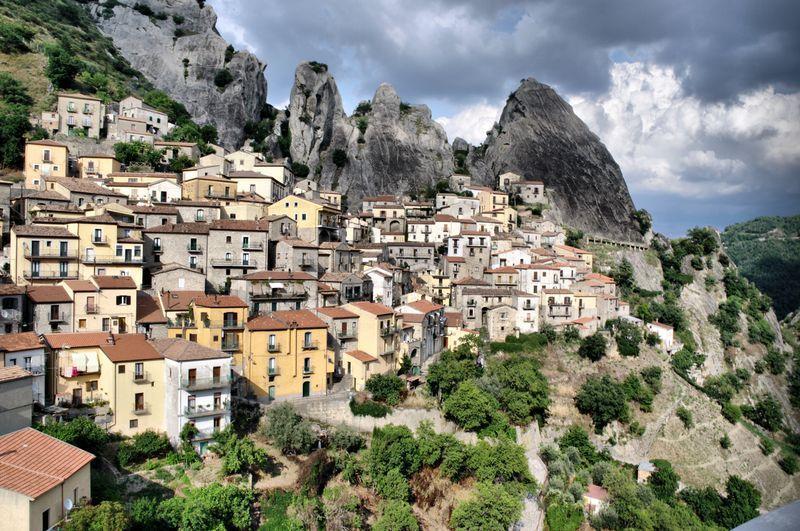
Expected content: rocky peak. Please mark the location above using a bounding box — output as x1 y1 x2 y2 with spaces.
473 77 642 242
91 0 266 148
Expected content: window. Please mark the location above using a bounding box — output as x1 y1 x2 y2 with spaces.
304 331 312 348
214 416 221 429
118 365 125 374
78 319 86 329
134 362 144 379
129 419 138 429
187 394 196 410
102 318 110 331
116 245 123 257
42 508 49 531
116 295 131 305
134 392 144 411
226 236 232 243
196 209 205 221
87 380 98 391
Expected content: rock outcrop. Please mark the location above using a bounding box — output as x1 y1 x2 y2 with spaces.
91 0 266 148
473 78 642 242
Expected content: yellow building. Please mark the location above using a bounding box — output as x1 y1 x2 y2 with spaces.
0 428 94 531
44 333 165 436
10 225 80 285
63 276 137 333
571 291 599 320
241 309 331 400
23 140 69 190
343 349 379 391
77 154 121 179
182 174 236 201
341 301 401 377
168 295 248 360
267 194 341 243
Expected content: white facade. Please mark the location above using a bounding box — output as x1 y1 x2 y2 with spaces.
148 179 182 203
492 248 532 268
364 266 394 305
646 322 675 351
515 293 540 334
516 265 562 295
2 347 46 404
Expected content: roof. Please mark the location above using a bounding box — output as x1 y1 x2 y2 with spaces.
543 289 573 295
0 365 33 383
12 225 78 238
586 484 609 502
145 222 210 235
0 428 95 499
648 321 674 330
152 263 205 275
247 309 327 331
128 204 179 214
27 286 72 304
345 350 378 363
0 284 25 296
43 332 112 349
209 219 271 231
485 266 519 274
316 306 359 319
406 299 444 313
150 338 230 361
278 238 318 249
638 460 656 472
154 141 197 148
444 311 463 327
26 139 68 148
194 295 247 308
348 301 394 316
63 280 97 293
237 271 316 281
100 334 163 363
137 291 167 324
320 272 362 283
452 276 489 286
161 290 205 312
46 177 126 197
92 275 136 290
732 500 800 531
399 313 424 324
25 190 70 202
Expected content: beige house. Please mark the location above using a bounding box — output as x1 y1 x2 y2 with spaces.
63 276 137 334
56 93 104 138
77 154 121 180
155 141 200 165
10 224 80 285
119 95 170 137
0 427 94 531
23 140 69 190
229 171 286 202
342 301 401 379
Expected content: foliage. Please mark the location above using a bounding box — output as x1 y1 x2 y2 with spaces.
291 161 310 178
450 482 523 531
720 434 732 449
349 398 390 417
610 259 635 293
742 394 783 432
129 496 164 528
710 297 742 346
159 484 255 531
484 354 550 425
332 148 348 167
759 437 775 455
218 435 269 476
575 376 629 430
558 425 601 466
648 459 680 501
353 100 372 115
366 373 405 405
224 44 235 63
117 430 171 468
621 373 654 411
545 502 583 531
613 319 643 357
633 209 652 235
0 74 33 168
577 333 607 362
45 43 83 88
375 467 410 500
0 74 33 107
681 475 761 529
427 339 482 398
373 500 419 531
763 349 786 374
490 331 550 354
213 68 234 88
263 403 316 454
65 501 130 531
565 228 584 247
0 21 34 53
779 454 798 475
328 426 364 452
676 406 693 429
368 425 420 478
671 347 705 378
443 380 498 432
308 60 328 73
640 366 662 394
722 401 742 423
468 439 533 484
703 371 747 402
143 90 192 124
114 141 163 168
168 154 195 172
36 416 109 453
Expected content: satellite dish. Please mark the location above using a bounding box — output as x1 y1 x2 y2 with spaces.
64 498 74 512
0 310 7 319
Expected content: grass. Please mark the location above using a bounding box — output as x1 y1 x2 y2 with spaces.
259 490 297 530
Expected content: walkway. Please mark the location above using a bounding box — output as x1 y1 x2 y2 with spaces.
515 423 548 531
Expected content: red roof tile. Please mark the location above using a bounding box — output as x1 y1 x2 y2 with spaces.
43 332 112 349
100 334 163 363
0 365 33 383
347 301 394 316
0 332 41 353
92 275 136 289
247 309 327 331
316 307 359 319
345 350 378 363
194 295 247 308
27 286 72 304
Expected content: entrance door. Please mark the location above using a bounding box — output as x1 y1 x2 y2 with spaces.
302 381 310 397
124 249 132 262
60 241 68 257
72 388 82 406
31 240 40 257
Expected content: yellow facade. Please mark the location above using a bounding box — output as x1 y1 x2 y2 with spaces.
77 156 121 179
343 352 377 391
221 200 269 221
23 141 68 189
10 228 80 285
182 176 236 201
168 299 247 359
66 282 137 334
267 194 340 242
66 219 144 287
342 302 401 374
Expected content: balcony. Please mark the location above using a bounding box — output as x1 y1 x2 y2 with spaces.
152 245 164 254
85 303 98 314
92 235 108 245
221 337 240 351
49 311 67 323
184 400 230 418
23 248 78 260
23 365 44 376
201 319 244 330
301 341 319 350
336 329 356 339
241 242 264 251
268 365 279 376
547 305 572 318
210 258 258 268
82 255 143 265
167 318 195 329
24 270 79 280
379 325 399 337
302 364 314 375
466 300 477 307
180 375 230 391
132 371 151 384
249 288 307 301
267 343 280 352
187 243 203 253
204 192 235 200
131 405 150 416
299 257 315 269
0 309 21 322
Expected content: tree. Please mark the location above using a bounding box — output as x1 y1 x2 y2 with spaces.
565 228 584 247
369 425 420 478
558 425 600 465
0 22 34 54
577 333 607 362
450 482 523 530
611 259 635 292
158 484 255 531
373 500 419 531
114 141 164 168
65 501 130 531
575 376 629 430
779 454 798 475
169 154 195 172
376 467 410 500
648 459 680 501
263 403 316 454
365 374 405 405
332 148 348 167
443 381 497 432
44 44 82 88
676 406 693 429
468 439 532 484
614 319 643 357
0 73 33 106
718 475 761 529
37 417 109 453
224 44 235 63
220 437 269 476
214 68 234 88
291 162 310 178
633 209 652 235
742 394 783 432
486 355 550 425
0 102 31 168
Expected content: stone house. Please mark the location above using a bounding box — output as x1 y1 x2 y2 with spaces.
120 95 170 136
77 154 121 179
144 222 209 275
128 204 180 229
0 367 33 434
447 230 492 278
25 285 74 334
230 271 318 315
44 177 126 208
150 263 207 293
57 93 104 138
0 333 45 405
206 219 271 289
274 238 319 275
541 289 574 326
386 242 436 272
171 200 222 223
0 284 25 334
320 272 370 304
318 241 361 275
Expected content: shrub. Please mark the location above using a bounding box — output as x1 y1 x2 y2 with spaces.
565 228 584 247
114 141 163 168
129 496 163 528
629 421 645 437
173 14 185 24
558 425 600 465
224 44 235 63
214 68 234 88
349 398 390 417
671 347 705 377
763 349 786 375
577 333 607 362
158 484 255 530
373 500 418 531
546 502 583 531
562 326 580 343
440 436 470 481
690 256 704 270
676 407 693 429
117 431 171 468
366 374 405 405
759 437 774 455
633 209 652 235
720 434 732 449
220 437 269 476
264 403 316 454
328 426 364 452
468 439 532 484
376 467 410 500
450 482 522 530
353 101 372 115
44 44 82 88
369 425 420 478
575 376 629 431
0 22 34 54
443 381 498 432
485 355 550 425
290 161 310 178
779 454 798 475
742 395 783 432
37 416 109 453
65 501 129 531
614 320 643 357
332 148 348 167
749 318 776 345
648 459 680 501
640 366 662 394
722 402 742 424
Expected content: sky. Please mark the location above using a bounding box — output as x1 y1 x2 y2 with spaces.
209 0 800 236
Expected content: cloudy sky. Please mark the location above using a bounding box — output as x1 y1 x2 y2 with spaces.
209 0 799 236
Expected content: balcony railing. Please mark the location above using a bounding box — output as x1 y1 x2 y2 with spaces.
25 270 79 280
241 242 264 251
24 365 44 376
267 343 280 352
132 371 150 384
187 244 203 253
0 309 21 321
302 364 314 374
200 319 244 329
85 303 98 314
250 289 307 301
184 400 230 418
180 375 230 391
268 365 279 376
49 311 67 323
210 258 258 268
379 325 400 337
299 257 315 267
336 329 356 339
131 404 150 415
301 341 319 350
221 338 240 351
82 255 143 265
167 318 195 329
23 248 78 259
92 235 108 245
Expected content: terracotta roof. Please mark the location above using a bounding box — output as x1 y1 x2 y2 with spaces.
585 273 615 284
43 332 112 349
144 222 210 235
460 230 491 236
320 272 361 283
193 294 247 308
27 139 68 147
209 219 271 231
101 334 162 362
36 213 119 226
137 291 167 324
27 286 72 303
452 276 489 286
433 214 458 222
228 170 278 179
0 428 95 499
238 270 316 281
586 484 610 501
362 195 397 202
247 309 327 331
444 311 463 327
345 350 378 363
150 338 229 361
317 283 338 293
154 141 197 148
444 256 466 263
0 365 33 382
0 284 25 296
161 290 205 312
12 225 78 238
462 287 517 297
348 301 394 316
128 204 179 214
316 306 358 319
152 263 204 275
648 321 674 330
63 280 97 293
25 190 70 202
406 299 444 313
485 266 519 274
46 177 126 197
399 312 424 324
319 241 355 250
92 275 136 289
117 237 144 244
29 203 82 213
278 238 318 249
77 154 115 160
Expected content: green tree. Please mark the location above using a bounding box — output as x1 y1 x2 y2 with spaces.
44 44 82 88
375 467 410 500
365 373 405 405
450 483 523 530
220 437 269 476
0 22 34 54
168 154 195 172
648 459 680 501
742 394 783 432
129 496 163 528
485 355 550 425
332 148 348 167
158 484 255 531
291 162 310 178
369 425 420 478
545 503 583 531
114 141 164 168
65 501 130 531
214 68 234 88
575 375 629 430
263 403 316 454
558 425 600 465
37 417 109 453
0 73 33 106
633 209 652 235
565 228 584 247
443 381 498 432
718 475 761 529
677 406 693 429
611 259 635 292
614 319 643 357
0 102 31 168
577 333 607 362
468 439 532 484
373 500 419 531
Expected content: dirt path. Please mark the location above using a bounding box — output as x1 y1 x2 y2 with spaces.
515 424 547 531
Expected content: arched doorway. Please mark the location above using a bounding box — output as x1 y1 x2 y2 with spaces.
302 381 310 397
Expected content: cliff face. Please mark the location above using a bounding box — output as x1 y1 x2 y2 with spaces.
91 0 265 148
473 78 642 242
279 63 453 206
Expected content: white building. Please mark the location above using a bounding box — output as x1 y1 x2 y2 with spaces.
0 333 46 405
492 248 532 268
364 265 394 305
646 322 675 352
152 338 232 454
515 292 540 334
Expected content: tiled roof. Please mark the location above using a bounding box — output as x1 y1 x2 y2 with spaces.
0 365 33 382
586 484 610 501
12 225 78 238
0 284 25 296
136 291 167 324
399 312 424 324
320 272 361 283
0 428 95 499
152 263 204 275
194 295 247 308
92 276 136 289
452 276 489 286
247 309 327 331
25 190 70 202
348 301 394 316
316 306 358 319
444 311 463 327
543 288 573 295
150 338 229 361
209 219 271 231
345 350 378 363
101 334 163 363
46 177 126 197
63 280 97 293
27 286 72 303
238 271 316 281
161 290 205 312
144 222 210 235
108 172 178 180
128 204 179 214
278 238 318 248
43 332 112 349
406 299 444 313
433 214 458 222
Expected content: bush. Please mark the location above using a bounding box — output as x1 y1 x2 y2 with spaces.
759 437 774 455
468 439 532 484
65 501 130 531
779 454 798 475
763 349 786 374
264 403 316 454
376 467 410 500
369 425 420 478
366 374 405 405
450 482 523 530
640 366 662 394
373 500 418 531
614 320 643 357
485 355 550 425
676 407 693 429
114 141 164 168
545 502 583 531
649 459 680 501
224 44 235 63
159 484 255 530
44 44 82 88
575 376 629 431
558 425 600 465
117 431 171 468
633 209 652 235
328 426 364 452
742 395 783 432
290 161 310 178
720 434 732 449
129 496 163 528
722 402 742 424
220 437 269 476
671 347 705 377
37 417 109 453
690 256 704 270
0 22 34 54
349 398 390 417
443 381 498 432
332 148 348 167
577 333 607 362
214 68 234 88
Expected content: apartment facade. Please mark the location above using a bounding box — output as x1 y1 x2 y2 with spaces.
23 140 68 190
0 333 45 405
57 93 104 138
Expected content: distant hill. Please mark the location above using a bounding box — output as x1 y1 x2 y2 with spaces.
721 215 800 319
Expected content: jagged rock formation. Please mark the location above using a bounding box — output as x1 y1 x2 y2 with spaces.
276 63 453 206
471 78 642 242
90 0 265 148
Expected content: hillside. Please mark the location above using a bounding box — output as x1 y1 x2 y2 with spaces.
722 215 800 319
